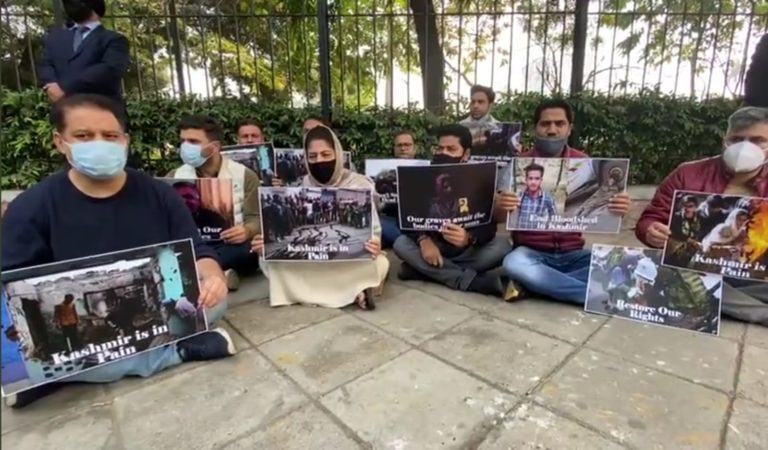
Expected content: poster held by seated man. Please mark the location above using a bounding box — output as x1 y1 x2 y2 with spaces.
221 143 276 187
160 178 235 242
1 94 234 408
1 240 207 397
494 99 633 304
169 115 261 291
397 161 497 231
661 191 768 282
393 125 513 298
636 106 768 326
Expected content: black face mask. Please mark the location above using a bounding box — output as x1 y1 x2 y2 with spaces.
64 1 94 23
432 153 463 165
309 160 336 184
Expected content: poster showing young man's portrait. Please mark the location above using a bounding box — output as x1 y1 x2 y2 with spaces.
661 190 768 282
259 187 373 261
396 162 497 231
1 240 204 396
222 143 277 186
160 178 236 242
505 157 567 231
585 244 723 335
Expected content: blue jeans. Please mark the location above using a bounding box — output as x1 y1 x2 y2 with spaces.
394 235 512 291
381 215 402 249
66 299 228 383
502 246 591 304
212 241 259 274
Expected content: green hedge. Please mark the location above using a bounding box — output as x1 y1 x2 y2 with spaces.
0 89 740 189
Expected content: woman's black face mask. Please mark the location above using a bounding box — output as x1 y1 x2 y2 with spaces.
310 160 336 184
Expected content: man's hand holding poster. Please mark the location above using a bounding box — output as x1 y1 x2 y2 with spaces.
506 157 630 233
662 190 768 282
160 178 236 242
397 162 497 231
585 244 723 336
259 187 373 261
1 240 205 396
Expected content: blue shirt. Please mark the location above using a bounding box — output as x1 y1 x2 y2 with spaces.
516 189 558 229
1 168 217 272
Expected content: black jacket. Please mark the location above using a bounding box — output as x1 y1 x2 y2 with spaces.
745 34 768 108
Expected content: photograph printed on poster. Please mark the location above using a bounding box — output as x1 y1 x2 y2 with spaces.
343 151 353 171
260 187 373 261
365 159 431 206
585 244 722 335
661 191 768 282
1 239 205 396
160 178 235 242
505 157 567 231
563 158 630 233
467 122 523 162
275 148 307 187
221 143 276 186
397 162 497 231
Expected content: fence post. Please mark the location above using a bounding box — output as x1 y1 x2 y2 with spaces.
570 0 589 95
167 0 186 95
52 0 65 27
317 0 333 120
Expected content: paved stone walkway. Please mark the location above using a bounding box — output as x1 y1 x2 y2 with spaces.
2 199 767 449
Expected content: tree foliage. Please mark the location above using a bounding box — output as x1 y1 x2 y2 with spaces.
0 87 740 189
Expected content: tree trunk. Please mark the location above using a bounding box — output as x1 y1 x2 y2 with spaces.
409 0 445 114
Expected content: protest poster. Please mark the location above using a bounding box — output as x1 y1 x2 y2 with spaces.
505 157 629 233
467 122 523 162
397 162 497 231
563 158 630 233
1 239 205 396
365 158 431 206
661 190 768 282
585 244 723 336
259 187 373 261
160 178 235 242
275 148 307 187
505 157 567 231
222 143 276 186
343 151 355 171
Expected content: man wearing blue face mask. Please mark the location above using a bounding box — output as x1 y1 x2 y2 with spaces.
494 99 633 304
1 94 236 408
637 106 768 326
169 115 262 291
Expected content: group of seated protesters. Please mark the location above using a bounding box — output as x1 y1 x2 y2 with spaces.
2 90 766 409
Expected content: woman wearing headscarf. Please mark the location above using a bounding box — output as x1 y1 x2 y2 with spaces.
250 125 388 310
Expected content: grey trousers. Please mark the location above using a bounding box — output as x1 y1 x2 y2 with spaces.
393 235 512 291
722 280 768 326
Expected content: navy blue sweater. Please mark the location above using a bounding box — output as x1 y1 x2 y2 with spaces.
1 169 217 271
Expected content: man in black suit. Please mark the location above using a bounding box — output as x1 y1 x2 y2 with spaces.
745 34 768 108
38 0 129 108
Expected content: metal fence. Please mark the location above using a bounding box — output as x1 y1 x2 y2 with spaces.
1 0 766 115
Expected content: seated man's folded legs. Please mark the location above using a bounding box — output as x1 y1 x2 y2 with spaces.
380 215 402 249
212 242 260 291
722 280 768 326
393 235 507 296
502 246 591 304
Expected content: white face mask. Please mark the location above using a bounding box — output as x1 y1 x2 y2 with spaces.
722 141 767 173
